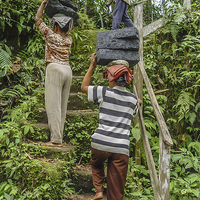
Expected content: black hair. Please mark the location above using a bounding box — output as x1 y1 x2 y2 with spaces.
54 22 69 33
114 74 127 86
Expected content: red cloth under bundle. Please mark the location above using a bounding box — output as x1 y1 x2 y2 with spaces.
102 65 134 83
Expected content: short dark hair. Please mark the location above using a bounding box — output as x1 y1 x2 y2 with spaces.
114 75 127 86
54 22 69 33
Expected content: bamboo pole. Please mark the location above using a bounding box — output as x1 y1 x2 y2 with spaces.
183 0 191 9
159 131 171 200
133 0 144 165
134 86 161 200
137 61 173 146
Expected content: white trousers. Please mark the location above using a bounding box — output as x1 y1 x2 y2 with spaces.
45 63 72 143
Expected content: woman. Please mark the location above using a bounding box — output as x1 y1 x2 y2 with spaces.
35 0 73 147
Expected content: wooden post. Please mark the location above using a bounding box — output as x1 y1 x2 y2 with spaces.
84 0 87 14
132 2 173 199
143 17 165 37
133 0 145 165
137 61 173 146
134 86 161 200
183 0 191 9
159 131 171 200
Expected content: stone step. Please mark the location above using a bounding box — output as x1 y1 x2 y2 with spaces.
36 109 98 124
70 78 83 93
68 93 97 111
72 164 108 194
23 140 76 161
33 122 48 129
72 76 85 79
68 193 130 200
72 164 93 193
67 109 98 115
70 76 96 93
68 193 107 200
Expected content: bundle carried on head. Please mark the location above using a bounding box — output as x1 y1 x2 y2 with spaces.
45 0 79 27
96 27 140 67
102 60 134 86
49 14 74 31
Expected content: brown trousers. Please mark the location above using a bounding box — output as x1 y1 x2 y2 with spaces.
90 148 129 200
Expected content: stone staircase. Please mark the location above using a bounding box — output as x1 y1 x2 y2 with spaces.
28 75 108 199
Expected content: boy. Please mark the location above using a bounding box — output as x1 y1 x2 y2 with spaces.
81 53 139 200
35 0 73 147
107 0 134 30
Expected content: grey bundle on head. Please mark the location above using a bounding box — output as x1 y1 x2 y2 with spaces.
115 75 127 86
50 13 74 31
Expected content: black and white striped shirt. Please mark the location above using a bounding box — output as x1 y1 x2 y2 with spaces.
88 85 138 156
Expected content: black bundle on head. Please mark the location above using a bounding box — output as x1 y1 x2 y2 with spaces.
114 74 127 86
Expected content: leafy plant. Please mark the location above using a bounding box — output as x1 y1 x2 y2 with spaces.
170 142 200 199
124 158 154 199
0 41 12 77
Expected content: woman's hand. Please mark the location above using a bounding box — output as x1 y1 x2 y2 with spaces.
35 0 49 21
43 0 49 4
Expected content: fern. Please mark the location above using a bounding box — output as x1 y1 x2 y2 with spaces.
188 142 200 157
170 22 181 41
174 10 186 25
0 45 12 77
173 91 196 122
0 84 26 104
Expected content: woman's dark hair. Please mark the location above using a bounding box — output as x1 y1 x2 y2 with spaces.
54 22 69 33
114 74 127 86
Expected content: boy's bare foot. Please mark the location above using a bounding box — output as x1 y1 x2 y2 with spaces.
41 142 63 147
90 192 103 200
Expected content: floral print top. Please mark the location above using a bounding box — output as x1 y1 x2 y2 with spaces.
36 18 72 66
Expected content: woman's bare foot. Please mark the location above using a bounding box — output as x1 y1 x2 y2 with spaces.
90 192 103 200
41 142 63 147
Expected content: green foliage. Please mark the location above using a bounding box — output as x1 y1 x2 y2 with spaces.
65 115 99 163
144 3 200 147
170 142 200 199
0 0 37 46
0 1 200 199
173 91 196 123
124 158 154 199
69 16 100 76
0 88 75 199
0 84 26 108
0 41 12 77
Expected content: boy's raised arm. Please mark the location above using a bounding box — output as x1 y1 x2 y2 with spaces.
81 53 97 95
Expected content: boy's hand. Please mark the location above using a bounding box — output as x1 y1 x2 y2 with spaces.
81 53 97 95
89 53 97 69
138 98 142 105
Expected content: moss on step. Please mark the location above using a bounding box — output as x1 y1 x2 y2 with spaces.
22 142 77 161
24 123 49 142
19 158 75 199
71 164 94 193
68 93 98 110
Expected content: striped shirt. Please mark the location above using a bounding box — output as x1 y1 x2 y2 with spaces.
36 18 72 66
88 85 138 156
